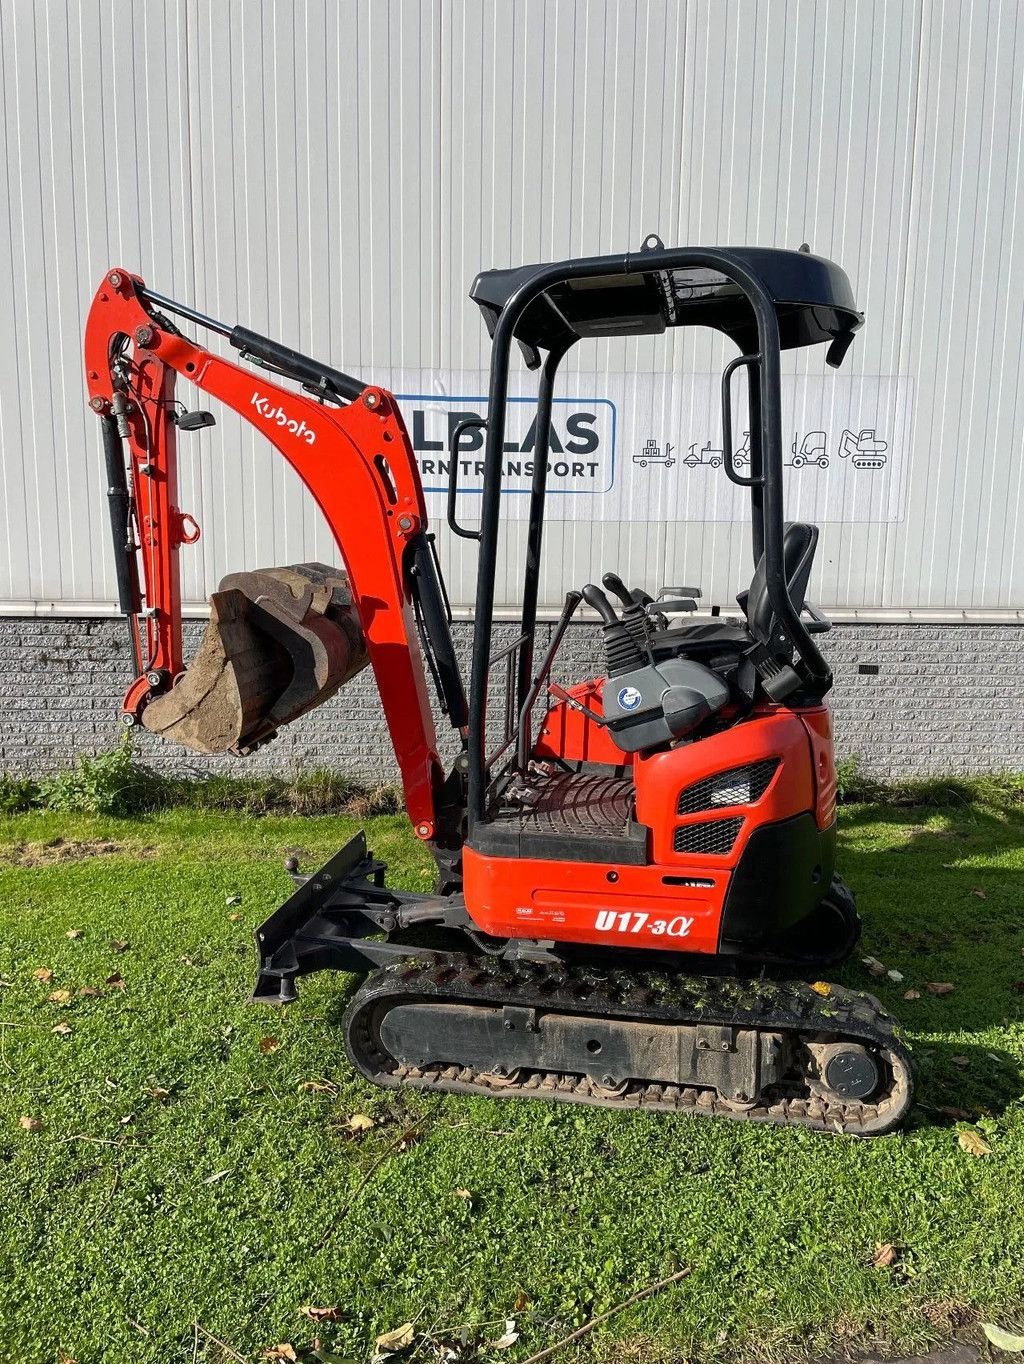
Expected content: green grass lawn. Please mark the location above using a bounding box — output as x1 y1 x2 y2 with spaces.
1 796 1023 1364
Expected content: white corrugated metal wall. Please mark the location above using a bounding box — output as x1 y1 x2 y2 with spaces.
1 0 1022 617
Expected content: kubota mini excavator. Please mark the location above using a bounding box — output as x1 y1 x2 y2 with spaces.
84 241 912 1135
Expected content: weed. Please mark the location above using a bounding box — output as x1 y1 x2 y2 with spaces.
0 772 42 813
38 736 169 816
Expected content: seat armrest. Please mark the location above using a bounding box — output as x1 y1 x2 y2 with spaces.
802 601 832 634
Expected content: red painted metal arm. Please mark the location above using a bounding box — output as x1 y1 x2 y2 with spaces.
83 268 444 838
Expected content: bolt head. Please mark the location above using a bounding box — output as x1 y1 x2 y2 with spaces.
89 396 106 412
119 712 136 728
415 823 431 839
108 271 123 288
397 514 414 532
134 325 155 348
364 391 380 409
601 1074 617 1088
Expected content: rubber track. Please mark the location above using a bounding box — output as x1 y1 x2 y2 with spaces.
343 954 914 1136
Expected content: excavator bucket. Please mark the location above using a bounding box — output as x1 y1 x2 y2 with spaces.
141 563 368 754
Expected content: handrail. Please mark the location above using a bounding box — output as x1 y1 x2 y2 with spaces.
446 416 486 541
721 353 765 488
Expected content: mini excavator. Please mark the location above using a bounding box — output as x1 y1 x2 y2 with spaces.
84 242 912 1135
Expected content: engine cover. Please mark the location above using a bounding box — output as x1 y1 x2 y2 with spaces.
603 658 729 752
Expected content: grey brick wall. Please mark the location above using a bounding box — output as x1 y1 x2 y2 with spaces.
1 616 1022 780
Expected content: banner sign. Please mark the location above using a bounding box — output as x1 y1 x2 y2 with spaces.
360 369 913 524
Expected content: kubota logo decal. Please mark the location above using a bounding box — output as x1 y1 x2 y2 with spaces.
250 392 316 445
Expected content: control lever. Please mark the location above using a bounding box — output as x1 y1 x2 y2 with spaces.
602 571 660 648
601 571 637 609
582 583 644 676
581 583 619 625
658 585 702 599
655 584 700 614
653 598 698 614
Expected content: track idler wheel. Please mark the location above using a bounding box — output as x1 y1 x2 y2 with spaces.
141 563 368 754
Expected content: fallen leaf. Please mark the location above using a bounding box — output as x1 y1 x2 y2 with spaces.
375 1323 415 1353
872 1242 898 1268
78 986 100 998
958 1127 992 1157
51 1022 73 1037
19 1116 42 1132
453 1187 473 1200
903 989 921 1000
228 912 242 922
120 1113 134 1126
398 1128 421 1151
861 956 887 977
203 1168 232 1185
32 967 54 983
982 1323 1024 1352
971 887 988 900
105 973 125 989
347 1113 375 1132
259 1036 281 1055
47 989 73 1005
226 894 242 906
938 1106 973 1121
514 1290 530 1312
146 1087 171 1103
951 1055 970 1068
301 1305 344 1324
886 969 904 982
263 1347 298 1363
65 928 84 940
110 939 131 953
299 1079 338 1094
926 981 955 996
809 981 832 996
487 1320 519 1350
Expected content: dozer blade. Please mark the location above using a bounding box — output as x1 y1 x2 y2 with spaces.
142 563 368 754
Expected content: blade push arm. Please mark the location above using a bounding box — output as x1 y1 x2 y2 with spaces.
84 269 450 840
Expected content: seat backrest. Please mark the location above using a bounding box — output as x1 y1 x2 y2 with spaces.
744 522 818 644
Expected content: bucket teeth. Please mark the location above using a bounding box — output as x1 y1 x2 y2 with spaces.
141 563 367 754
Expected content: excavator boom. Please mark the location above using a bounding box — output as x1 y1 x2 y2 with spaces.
84 270 463 841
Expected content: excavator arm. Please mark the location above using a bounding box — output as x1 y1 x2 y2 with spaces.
84 269 463 841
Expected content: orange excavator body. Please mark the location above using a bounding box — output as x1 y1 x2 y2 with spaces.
82 252 912 1135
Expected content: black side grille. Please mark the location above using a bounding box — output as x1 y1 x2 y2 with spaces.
676 759 780 816
673 818 744 856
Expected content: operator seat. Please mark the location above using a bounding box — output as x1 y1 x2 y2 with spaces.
651 521 819 662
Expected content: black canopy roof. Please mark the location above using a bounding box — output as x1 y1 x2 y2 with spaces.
470 246 863 361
